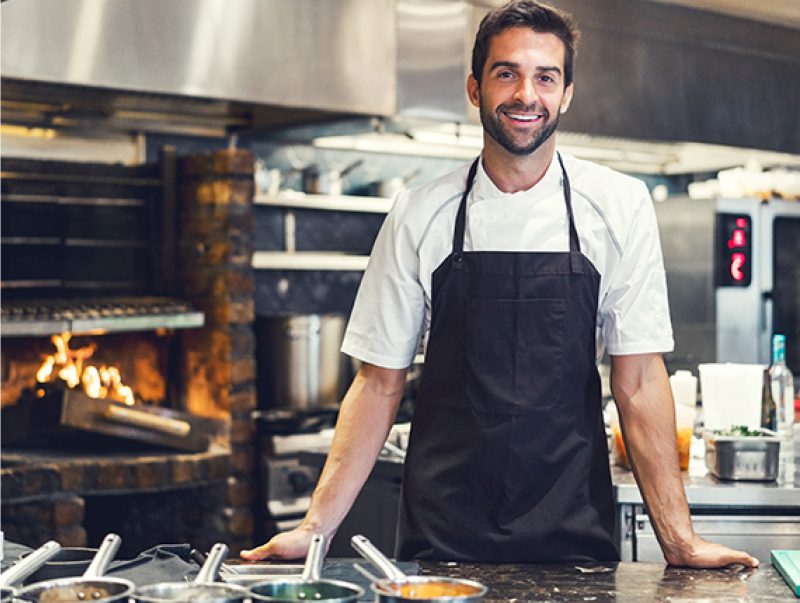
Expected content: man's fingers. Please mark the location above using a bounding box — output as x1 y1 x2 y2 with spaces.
720 549 759 569
240 543 274 561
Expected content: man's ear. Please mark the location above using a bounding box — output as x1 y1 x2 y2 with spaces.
467 74 480 109
559 83 574 114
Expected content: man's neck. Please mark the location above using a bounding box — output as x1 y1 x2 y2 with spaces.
481 137 557 194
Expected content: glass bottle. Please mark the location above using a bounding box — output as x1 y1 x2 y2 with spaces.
769 334 795 440
761 368 777 431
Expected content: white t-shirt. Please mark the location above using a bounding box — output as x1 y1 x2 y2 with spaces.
341 151 674 369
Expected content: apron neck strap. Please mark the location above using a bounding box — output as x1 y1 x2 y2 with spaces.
452 153 580 261
452 158 480 265
557 152 581 255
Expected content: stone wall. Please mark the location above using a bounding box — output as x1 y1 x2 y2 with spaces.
178 148 257 553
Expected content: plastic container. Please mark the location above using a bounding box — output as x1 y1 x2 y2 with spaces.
698 363 765 430
670 370 698 470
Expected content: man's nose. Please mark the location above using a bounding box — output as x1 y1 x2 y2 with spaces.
513 78 538 105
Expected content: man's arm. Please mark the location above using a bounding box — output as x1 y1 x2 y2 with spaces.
610 352 759 568
241 362 407 560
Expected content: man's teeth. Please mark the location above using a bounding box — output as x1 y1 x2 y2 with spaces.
507 113 540 121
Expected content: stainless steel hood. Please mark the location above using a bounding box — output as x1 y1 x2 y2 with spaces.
1 0 396 117
3 0 799 155
395 0 800 155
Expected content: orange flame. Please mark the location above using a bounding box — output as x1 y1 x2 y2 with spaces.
36 333 135 405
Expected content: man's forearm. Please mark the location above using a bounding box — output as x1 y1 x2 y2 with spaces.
611 353 694 564
301 363 405 538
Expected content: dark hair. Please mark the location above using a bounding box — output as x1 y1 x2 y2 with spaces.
471 0 580 87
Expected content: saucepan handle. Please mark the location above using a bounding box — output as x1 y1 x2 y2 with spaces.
0 541 61 587
301 534 326 582
84 533 122 579
196 543 229 583
351 534 406 581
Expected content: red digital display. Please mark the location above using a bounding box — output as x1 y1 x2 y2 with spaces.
727 229 747 249
730 252 746 281
715 214 752 287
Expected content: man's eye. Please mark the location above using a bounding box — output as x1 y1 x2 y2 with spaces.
497 71 515 79
539 74 554 83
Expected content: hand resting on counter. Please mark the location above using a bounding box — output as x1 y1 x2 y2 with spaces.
240 526 320 561
664 534 759 569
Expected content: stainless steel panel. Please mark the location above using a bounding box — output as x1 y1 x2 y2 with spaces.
396 0 470 121
635 514 800 563
654 198 716 374
1 0 396 116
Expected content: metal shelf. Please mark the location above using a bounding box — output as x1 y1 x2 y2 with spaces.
254 192 393 214
1 297 205 337
252 252 369 271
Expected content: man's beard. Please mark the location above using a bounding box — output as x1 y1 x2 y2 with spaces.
479 98 560 156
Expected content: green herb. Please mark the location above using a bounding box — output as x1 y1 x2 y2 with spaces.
713 425 766 437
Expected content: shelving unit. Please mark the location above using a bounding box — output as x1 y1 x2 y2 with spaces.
252 192 392 271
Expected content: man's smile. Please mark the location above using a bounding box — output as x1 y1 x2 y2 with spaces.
500 106 546 126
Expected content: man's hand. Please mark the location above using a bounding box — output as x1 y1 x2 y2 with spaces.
240 527 318 561
665 534 759 569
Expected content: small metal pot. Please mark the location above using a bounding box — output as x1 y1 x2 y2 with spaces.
0 540 61 601
248 534 363 603
351 535 487 603
134 542 249 603
301 160 363 195
18 547 97 583
366 168 421 199
16 533 134 603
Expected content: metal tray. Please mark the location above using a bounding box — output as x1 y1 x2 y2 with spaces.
702 429 780 481
219 563 304 586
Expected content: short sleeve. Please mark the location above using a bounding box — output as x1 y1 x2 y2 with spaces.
598 183 675 356
340 193 425 369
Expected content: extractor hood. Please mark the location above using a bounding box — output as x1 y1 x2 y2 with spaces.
3 0 799 155
1 0 396 117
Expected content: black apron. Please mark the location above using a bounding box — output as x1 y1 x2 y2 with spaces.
396 155 619 563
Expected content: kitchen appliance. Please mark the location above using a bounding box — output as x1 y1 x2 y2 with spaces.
252 411 335 540
255 314 350 411
654 196 800 377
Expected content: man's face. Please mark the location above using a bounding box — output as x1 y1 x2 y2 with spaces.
468 27 574 157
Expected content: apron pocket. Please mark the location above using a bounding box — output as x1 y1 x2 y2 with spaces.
466 298 566 415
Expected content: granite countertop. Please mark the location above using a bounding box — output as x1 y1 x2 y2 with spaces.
419 560 792 602
2 540 793 601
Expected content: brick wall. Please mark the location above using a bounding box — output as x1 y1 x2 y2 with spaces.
178 148 257 553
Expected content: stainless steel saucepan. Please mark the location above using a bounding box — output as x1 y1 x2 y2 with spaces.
18 547 98 583
351 535 487 603
301 160 363 195
0 541 61 603
15 533 134 603
248 534 363 602
133 542 250 603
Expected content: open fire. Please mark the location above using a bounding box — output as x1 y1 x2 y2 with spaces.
35 333 135 405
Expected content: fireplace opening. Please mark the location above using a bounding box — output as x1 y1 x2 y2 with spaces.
1 147 257 555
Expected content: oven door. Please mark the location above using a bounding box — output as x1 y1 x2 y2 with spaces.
768 203 800 377
634 512 800 562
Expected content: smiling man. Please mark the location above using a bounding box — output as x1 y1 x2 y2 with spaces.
242 0 759 567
